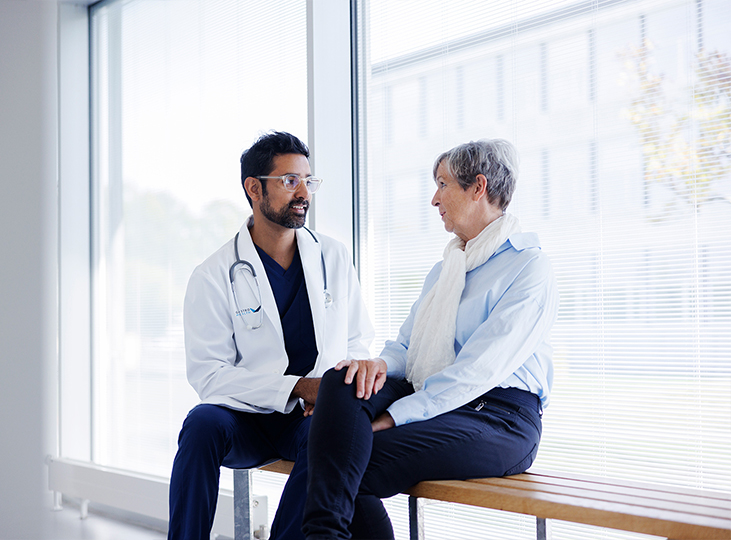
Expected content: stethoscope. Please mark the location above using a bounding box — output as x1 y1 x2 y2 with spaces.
229 228 333 330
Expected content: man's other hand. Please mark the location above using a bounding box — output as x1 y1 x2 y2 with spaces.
291 377 321 409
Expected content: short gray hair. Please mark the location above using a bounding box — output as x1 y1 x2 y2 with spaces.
432 138 518 211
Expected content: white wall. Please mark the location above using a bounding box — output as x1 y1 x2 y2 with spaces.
0 0 59 537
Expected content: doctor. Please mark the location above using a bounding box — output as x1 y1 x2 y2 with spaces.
168 131 373 540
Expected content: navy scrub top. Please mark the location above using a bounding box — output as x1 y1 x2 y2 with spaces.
255 244 319 377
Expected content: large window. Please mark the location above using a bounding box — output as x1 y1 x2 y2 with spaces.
356 0 731 538
90 0 307 477
83 0 730 537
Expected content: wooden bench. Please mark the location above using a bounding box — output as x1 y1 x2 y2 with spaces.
233 460 731 540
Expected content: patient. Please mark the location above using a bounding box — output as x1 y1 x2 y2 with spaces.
301 138 559 540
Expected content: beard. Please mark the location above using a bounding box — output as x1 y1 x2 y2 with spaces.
260 194 309 229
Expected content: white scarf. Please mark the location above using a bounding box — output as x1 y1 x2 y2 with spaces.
405 213 522 390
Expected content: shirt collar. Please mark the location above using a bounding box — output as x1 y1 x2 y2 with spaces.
498 232 541 254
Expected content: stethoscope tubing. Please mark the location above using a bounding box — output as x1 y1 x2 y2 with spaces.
230 228 331 330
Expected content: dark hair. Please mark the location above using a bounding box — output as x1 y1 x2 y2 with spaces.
433 138 518 211
240 131 310 206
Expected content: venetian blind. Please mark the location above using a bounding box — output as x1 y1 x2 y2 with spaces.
355 0 731 538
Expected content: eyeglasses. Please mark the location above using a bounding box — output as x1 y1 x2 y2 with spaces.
256 174 323 193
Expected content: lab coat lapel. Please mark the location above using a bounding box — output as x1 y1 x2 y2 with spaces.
236 219 283 339
297 227 325 363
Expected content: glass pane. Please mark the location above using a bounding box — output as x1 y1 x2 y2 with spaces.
90 0 307 476
357 0 731 537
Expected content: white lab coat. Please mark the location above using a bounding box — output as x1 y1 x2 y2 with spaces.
183 217 374 414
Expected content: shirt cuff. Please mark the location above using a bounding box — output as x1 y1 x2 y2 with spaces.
381 354 406 378
386 390 433 426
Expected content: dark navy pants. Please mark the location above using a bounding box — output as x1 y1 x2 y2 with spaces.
168 404 310 540
303 369 542 540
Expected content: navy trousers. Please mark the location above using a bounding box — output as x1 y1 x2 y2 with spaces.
303 369 543 540
168 404 310 540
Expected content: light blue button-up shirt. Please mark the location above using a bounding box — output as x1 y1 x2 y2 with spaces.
380 232 559 426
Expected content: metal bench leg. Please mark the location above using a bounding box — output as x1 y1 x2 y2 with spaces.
233 469 269 540
537 517 551 540
408 496 424 540
234 469 253 540
409 496 550 540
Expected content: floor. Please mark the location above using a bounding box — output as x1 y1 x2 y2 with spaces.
44 504 167 540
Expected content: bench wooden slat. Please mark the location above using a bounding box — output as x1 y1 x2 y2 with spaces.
485 473 728 508
527 469 731 506
406 479 731 539
406 478 731 540
474 474 731 514
259 460 295 475
251 460 731 540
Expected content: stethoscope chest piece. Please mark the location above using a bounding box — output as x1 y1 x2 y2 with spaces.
324 290 333 309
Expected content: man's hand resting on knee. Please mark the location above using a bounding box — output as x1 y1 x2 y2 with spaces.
334 358 388 400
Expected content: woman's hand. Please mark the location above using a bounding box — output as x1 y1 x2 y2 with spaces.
371 412 395 432
334 358 388 400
